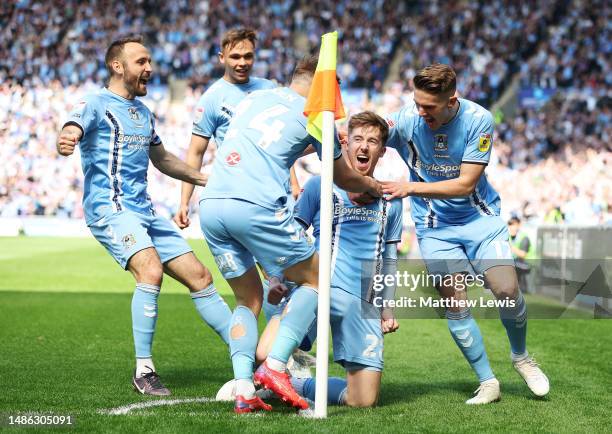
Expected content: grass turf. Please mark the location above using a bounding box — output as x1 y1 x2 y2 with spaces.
0 236 610 433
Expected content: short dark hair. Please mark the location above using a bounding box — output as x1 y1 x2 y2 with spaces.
348 111 389 146
292 55 318 82
413 63 456 96
105 35 144 76
508 216 521 225
221 28 257 52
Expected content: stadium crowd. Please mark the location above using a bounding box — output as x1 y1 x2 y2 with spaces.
0 0 609 225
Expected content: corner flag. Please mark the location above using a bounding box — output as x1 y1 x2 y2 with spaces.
304 31 346 143
303 31 344 419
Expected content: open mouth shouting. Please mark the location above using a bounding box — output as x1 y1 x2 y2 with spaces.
355 153 371 173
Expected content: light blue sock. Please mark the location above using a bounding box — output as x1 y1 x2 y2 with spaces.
261 279 277 323
447 309 495 382
132 283 160 358
499 292 528 357
229 306 258 380
268 285 317 364
291 377 348 405
191 283 232 345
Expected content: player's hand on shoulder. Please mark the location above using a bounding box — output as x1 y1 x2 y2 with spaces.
367 177 384 198
381 180 412 200
348 191 376 206
267 276 289 305
381 309 399 334
56 130 80 156
173 204 190 229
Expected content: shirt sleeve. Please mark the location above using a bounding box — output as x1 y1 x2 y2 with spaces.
150 114 162 146
309 128 342 160
520 236 530 253
384 110 403 150
294 176 321 229
192 91 217 138
385 199 403 243
63 95 98 135
462 111 494 164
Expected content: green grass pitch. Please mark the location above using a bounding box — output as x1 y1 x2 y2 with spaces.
1 236 610 433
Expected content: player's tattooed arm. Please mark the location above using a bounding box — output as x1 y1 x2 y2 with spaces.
149 142 208 186
381 163 486 200
333 156 383 197
56 124 83 156
174 134 210 229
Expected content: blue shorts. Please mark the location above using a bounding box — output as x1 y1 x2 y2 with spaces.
298 286 383 372
199 198 316 279
417 215 514 276
89 210 192 269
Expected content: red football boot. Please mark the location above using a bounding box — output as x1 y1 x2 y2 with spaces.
234 395 272 414
254 361 309 410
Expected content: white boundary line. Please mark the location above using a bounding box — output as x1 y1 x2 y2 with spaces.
98 397 216 415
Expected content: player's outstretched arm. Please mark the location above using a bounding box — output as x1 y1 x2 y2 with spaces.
381 243 399 334
381 163 486 200
56 125 83 156
173 135 210 228
333 156 383 197
149 142 208 186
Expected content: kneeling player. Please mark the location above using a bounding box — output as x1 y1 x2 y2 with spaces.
257 111 401 407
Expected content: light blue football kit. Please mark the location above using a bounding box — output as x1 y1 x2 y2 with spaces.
65 88 230 366
385 98 513 276
385 98 527 383
294 176 403 371
199 86 342 382
192 77 275 146
66 88 191 269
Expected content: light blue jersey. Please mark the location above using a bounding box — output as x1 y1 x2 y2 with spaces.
385 98 500 229
295 176 403 299
65 88 161 226
201 87 342 210
191 77 275 145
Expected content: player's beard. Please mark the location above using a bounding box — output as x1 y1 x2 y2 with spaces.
124 70 147 97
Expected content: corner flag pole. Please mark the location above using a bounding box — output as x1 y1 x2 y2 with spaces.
314 108 335 418
303 31 346 419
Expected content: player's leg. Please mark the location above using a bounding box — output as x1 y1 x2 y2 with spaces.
418 228 499 404
89 211 169 395
163 252 232 344
470 216 549 397
199 198 270 413
345 368 381 407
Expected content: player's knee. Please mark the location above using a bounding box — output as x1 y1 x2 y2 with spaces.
133 262 163 285
492 281 519 300
345 391 378 408
188 265 213 292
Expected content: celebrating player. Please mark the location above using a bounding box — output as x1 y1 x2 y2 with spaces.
256 111 401 408
56 36 232 396
382 63 549 403
199 56 383 413
174 28 300 229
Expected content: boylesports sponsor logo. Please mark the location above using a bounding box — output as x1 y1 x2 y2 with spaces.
415 160 460 177
334 204 384 223
117 133 151 150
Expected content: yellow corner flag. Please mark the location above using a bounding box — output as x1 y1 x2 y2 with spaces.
303 31 346 143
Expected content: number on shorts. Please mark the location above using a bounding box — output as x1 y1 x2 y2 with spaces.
362 334 382 359
214 253 237 273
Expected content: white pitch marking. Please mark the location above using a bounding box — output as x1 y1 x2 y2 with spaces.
99 397 216 415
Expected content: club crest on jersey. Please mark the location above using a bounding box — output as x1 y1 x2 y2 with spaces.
225 151 241 166
386 118 395 128
434 134 448 152
128 107 140 121
122 234 136 249
478 133 492 152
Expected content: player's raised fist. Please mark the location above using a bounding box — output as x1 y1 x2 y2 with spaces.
173 204 190 229
56 131 80 156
